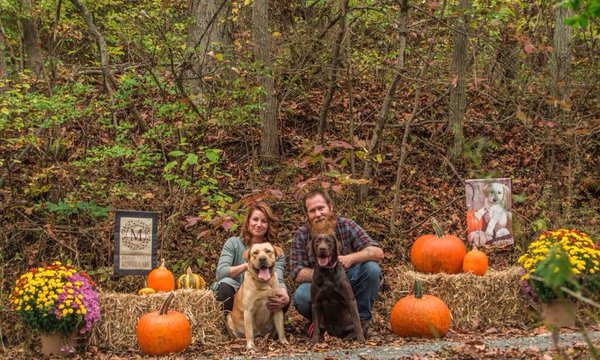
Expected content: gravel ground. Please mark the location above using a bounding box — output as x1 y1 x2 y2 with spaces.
224 330 600 360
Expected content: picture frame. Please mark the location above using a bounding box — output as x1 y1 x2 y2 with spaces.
113 210 159 275
465 178 514 246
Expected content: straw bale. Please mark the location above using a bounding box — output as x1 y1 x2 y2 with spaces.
87 289 226 351
380 266 537 330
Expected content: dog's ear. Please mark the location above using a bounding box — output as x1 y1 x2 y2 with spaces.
330 234 342 262
273 245 283 258
243 245 251 261
483 183 491 195
306 236 314 258
501 184 510 203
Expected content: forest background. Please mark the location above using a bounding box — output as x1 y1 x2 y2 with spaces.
0 0 598 354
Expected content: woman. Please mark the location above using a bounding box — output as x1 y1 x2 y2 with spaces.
211 202 290 313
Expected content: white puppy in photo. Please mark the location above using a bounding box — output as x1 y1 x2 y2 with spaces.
474 182 512 243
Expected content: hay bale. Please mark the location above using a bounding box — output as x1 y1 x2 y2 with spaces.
88 289 226 351
381 266 537 330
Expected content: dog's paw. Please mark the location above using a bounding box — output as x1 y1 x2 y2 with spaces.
280 338 289 345
474 208 485 220
245 342 256 350
496 228 510 237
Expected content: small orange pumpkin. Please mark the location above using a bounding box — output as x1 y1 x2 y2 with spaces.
136 292 191 355
410 218 466 274
389 280 451 338
463 246 488 276
147 258 175 292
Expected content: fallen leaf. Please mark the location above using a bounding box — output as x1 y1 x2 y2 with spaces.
184 216 202 229
221 218 234 232
524 42 535 54
197 229 211 240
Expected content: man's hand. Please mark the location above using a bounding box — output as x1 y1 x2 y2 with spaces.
338 246 384 269
337 254 354 269
267 288 290 312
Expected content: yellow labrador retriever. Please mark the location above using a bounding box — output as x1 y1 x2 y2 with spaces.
226 242 288 349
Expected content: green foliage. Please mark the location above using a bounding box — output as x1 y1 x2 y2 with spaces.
528 245 582 303
163 147 233 219
563 0 600 27
463 137 500 178
44 200 111 221
536 245 574 290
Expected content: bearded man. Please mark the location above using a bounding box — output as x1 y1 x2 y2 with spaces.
290 188 384 338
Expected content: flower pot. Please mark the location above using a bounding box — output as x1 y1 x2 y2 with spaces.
40 331 77 357
540 300 577 328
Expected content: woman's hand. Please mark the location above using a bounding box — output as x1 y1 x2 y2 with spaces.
228 262 249 278
267 288 290 312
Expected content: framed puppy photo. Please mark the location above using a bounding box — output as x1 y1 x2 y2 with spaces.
465 178 514 246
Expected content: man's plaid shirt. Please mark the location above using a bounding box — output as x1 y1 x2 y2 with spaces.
290 216 380 281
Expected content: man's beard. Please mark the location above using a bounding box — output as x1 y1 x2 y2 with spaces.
309 212 336 236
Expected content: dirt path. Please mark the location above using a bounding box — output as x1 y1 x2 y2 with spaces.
225 330 600 360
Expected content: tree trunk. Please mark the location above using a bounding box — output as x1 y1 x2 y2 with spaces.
358 0 409 202
70 0 147 133
0 19 16 77
0 31 6 80
317 0 349 142
48 0 63 90
185 0 231 91
69 0 117 93
547 5 573 225
20 0 44 77
448 0 471 159
489 23 520 88
390 44 434 233
252 0 279 163
346 24 356 177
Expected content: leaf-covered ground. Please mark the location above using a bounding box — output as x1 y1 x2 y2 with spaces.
3 325 599 359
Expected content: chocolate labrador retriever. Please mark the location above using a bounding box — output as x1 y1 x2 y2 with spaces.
309 233 365 343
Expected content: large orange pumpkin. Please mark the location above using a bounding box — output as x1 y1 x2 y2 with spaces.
389 280 451 338
147 258 175 292
410 218 466 274
462 246 488 276
136 292 191 355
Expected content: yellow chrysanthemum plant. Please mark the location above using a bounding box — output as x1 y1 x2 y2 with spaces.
10 262 101 337
518 229 600 304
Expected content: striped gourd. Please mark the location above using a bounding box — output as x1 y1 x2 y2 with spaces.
176 267 205 289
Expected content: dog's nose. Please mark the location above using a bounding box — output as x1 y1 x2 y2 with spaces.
259 256 267 264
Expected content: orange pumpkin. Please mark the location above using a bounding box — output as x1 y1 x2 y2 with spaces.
147 258 175 292
136 292 191 355
389 280 451 338
410 218 466 274
463 246 488 276
466 209 484 235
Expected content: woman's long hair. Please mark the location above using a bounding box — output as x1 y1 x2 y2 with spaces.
240 202 279 245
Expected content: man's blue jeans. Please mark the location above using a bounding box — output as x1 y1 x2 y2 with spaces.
292 261 381 321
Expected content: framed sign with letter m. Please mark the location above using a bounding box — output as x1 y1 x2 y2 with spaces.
114 210 159 275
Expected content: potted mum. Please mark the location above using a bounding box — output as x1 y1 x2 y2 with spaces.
518 229 600 327
10 261 101 356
